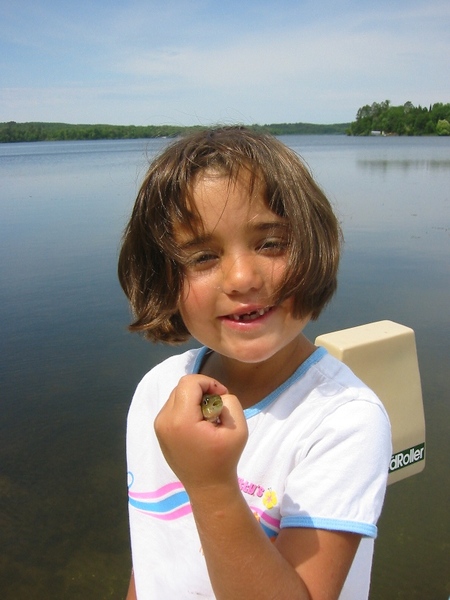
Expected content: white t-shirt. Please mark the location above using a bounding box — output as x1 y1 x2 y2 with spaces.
127 346 391 599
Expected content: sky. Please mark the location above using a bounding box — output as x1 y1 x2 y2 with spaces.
1 0 449 126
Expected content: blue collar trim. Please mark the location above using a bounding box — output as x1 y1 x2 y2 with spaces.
192 346 327 419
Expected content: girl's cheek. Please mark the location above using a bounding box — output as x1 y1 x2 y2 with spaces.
266 259 286 288
180 278 211 314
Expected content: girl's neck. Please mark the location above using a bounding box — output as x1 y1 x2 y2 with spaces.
201 335 316 409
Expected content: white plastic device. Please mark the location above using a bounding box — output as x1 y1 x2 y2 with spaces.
315 320 426 485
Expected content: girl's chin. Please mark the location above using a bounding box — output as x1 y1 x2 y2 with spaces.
212 342 288 366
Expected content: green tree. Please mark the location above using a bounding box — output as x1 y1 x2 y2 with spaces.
348 101 450 136
436 119 450 136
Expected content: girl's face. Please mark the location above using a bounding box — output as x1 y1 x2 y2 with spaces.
176 169 310 367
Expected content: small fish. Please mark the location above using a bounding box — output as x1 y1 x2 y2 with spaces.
201 393 223 424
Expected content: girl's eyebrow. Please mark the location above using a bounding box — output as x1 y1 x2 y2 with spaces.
178 234 212 250
244 220 290 239
250 221 289 233
177 220 289 250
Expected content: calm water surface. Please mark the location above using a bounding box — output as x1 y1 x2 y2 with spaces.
1 136 449 599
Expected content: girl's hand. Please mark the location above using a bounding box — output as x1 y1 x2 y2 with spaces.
154 374 248 492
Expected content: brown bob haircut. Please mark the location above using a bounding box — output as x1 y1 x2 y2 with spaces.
118 126 342 344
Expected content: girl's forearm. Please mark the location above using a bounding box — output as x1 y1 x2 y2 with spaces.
188 482 311 600
125 570 136 600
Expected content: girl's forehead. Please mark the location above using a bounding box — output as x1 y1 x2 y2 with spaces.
176 174 286 243
173 167 288 242
190 171 267 219
189 167 266 210
191 165 263 194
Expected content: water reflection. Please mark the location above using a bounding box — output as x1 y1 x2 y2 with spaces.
356 158 450 172
0 136 449 599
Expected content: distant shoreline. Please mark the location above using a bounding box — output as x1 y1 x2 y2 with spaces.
0 121 350 143
3 101 449 143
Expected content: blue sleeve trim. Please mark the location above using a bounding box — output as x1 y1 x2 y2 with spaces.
281 515 378 538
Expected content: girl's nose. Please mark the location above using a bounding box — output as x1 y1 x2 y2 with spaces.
221 253 264 295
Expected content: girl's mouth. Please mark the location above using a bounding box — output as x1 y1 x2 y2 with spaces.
227 307 272 322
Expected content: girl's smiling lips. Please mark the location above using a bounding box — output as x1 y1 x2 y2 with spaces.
221 306 274 323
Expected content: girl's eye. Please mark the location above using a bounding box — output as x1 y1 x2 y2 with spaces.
258 238 288 254
196 253 217 264
185 251 218 270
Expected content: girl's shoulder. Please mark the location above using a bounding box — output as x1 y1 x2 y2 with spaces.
138 346 206 387
128 347 205 418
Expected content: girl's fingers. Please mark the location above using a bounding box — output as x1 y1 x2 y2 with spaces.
154 376 248 490
169 374 228 416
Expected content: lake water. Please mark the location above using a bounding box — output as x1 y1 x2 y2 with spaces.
1 135 449 599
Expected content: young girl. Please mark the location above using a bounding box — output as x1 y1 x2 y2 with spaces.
118 126 391 600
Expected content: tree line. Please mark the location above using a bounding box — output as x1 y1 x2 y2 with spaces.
0 122 189 143
0 120 349 143
347 101 450 136
2 102 449 143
